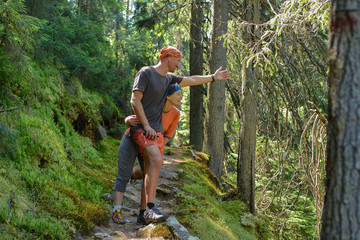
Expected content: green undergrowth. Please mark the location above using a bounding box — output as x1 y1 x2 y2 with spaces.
175 157 266 240
223 137 318 239
0 114 120 239
0 61 122 239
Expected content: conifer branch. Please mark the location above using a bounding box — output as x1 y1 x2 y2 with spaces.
0 108 20 113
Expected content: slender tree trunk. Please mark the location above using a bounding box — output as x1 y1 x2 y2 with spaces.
87 0 90 20
237 64 256 214
237 0 259 215
176 30 183 52
321 1 360 238
126 0 130 28
115 17 120 69
190 0 204 150
77 0 81 15
204 0 228 180
31 0 36 15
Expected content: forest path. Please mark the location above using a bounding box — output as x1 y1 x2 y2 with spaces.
86 147 190 240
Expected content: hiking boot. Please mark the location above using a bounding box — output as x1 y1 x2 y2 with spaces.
136 215 147 225
144 208 169 224
112 208 127 224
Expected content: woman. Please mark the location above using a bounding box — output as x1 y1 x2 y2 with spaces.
112 83 182 225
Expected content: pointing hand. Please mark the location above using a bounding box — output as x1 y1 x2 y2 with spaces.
214 66 231 81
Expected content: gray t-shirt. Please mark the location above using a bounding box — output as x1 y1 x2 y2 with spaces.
132 66 183 132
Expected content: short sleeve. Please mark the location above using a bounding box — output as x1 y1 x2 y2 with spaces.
168 73 183 85
164 108 180 138
133 68 149 92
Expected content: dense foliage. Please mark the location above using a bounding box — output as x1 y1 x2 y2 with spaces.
224 0 329 238
1 0 330 239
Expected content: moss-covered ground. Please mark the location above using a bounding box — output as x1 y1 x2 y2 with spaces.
174 150 271 240
0 61 122 239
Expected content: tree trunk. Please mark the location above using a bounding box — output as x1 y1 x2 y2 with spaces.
237 0 259 215
204 0 228 180
126 0 130 29
31 0 36 15
237 64 256 214
321 1 360 239
115 17 120 69
87 0 90 20
77 0 81 15
190 0 204 150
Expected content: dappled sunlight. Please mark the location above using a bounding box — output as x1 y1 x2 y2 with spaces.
176 158 257 240
197 216 240 240
0 0 329 238
163 157 184 164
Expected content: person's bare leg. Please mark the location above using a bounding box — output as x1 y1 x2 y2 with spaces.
140 184 146 208
113 191 125 206
136 159 148 225
143 145 163 204
140 158 149 210
112 191 127 224
142 145 169 223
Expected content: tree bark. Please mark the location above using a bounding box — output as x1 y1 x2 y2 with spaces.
237 0 259 215
190 0 204 150
321 1 360 239
237 64 256 214
204 0 228 180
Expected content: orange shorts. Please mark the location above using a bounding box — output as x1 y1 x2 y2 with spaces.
132 129 164 157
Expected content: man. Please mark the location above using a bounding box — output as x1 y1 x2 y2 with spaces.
112 84 182 225
114 46 230 224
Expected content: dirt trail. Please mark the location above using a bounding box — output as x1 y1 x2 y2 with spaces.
86 148 187 240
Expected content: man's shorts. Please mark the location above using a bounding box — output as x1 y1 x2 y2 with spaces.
132 129 164 157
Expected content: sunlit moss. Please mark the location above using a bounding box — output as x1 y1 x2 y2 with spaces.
175 157 260 240
0 61 120 238
152 224 180 239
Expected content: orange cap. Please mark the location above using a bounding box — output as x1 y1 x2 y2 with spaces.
159 46 181 60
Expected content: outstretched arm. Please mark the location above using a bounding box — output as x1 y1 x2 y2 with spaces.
179 67 231 88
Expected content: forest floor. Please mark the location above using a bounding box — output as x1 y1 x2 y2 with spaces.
85 147 189 240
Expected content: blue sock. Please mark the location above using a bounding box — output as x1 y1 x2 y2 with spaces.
113 205 122 213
